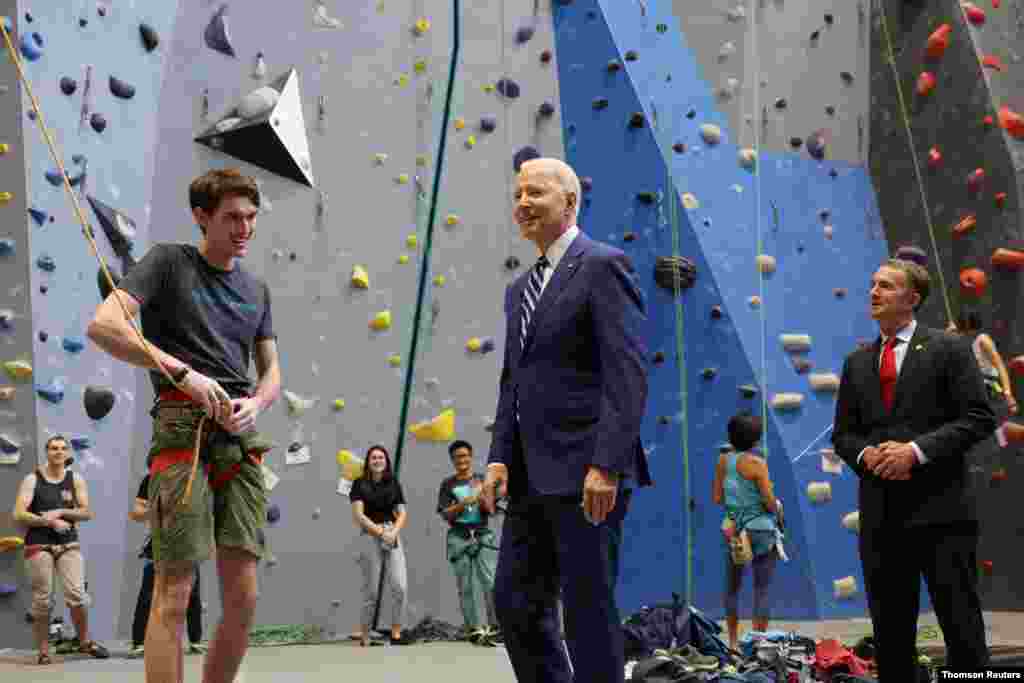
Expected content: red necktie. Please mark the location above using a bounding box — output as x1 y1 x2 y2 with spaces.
879 337 899 411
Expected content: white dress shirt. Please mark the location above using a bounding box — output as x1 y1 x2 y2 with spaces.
857 318 928 466
535 224 580 296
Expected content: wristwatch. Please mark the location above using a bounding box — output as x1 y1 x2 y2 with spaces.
171 366 190 384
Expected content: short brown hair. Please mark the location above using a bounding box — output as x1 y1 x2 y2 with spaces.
188 168 260 215
884 258 930 311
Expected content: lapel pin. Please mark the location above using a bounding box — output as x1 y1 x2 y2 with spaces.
915 344 923 350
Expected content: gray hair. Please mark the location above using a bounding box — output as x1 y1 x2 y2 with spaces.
521 157 582 224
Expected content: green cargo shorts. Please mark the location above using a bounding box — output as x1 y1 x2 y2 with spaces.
147 400 277 565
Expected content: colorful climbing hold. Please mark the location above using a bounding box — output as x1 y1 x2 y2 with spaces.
370 311 392 331
204 4 236 58
771 392 804 411
59 76 77 96
681 193 699 210
628 112 646 128
963 2 986 25
36 379 64 404
653 256 697 294
917 71 937 96
994 192 1007 208
982 54 1004 71
433 275 446 287
406 234 418 248
959 267 987 296
699 124 722 145
388 354 401 367
927 147 942 168
998 106 1024 139
36 255 55 272
445 214 459 226
991 248 1024 270
480 116 497 133
926 24 952 60
332 398 345 410
90 113 107 133
513 145 540 171
83 385 115 420
737 148 757 171
413 18 431 35
495 77 520 99
540 49 552 63
350 265 369 289
895 245 927 266
139 23 159 52
62 337 85 354
968 168 985 194
538 101 555 118
592 97 609 110
756 254 776 275
515 25 535 44
806 131 827 159
466 337 482 352
20 32 43 61
409 408 455 441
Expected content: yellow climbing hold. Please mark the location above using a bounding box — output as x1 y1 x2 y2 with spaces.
388 354 402 367
433 274 446 287
351 265 370 289
0 536 24 552
466 337 482 352
454 117 466 131
370 310 392 331
445 214 459 226
0 143 9 154
416 154 428 167
414 59 427 74
483 83 495 93
374 153 388 165
398 254 410 264
409 408 455 441
0 192 12 204
414 18 431 35
465 135 477 149
396 173 410 184
3 360 31 381
406 234 418 248
332 398 345 410
336 449 364 480
682 193 699 210
394 73 409 87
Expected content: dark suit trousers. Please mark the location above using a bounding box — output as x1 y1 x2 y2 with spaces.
494 489 631 683
860 520 987 681
132 561 202 646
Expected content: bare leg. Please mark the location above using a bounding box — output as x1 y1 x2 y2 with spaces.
202 548 258 683
33 613 50 657
145 561 195 683
727 615 739 650
69 605 89 644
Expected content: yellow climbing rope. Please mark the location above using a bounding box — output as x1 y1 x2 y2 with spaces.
876 3 955 325
0 23 207 510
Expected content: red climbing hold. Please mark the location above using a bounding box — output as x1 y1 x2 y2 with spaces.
980 559 993 575
983 114 994 127
991 468 1008 482
927 147 942 168
1010 356 1024 375
992 0 1001 8
994 192 1007 208
990 248 1024 270
982 54 1004 70
999 105 1024 139
952 214 977 237
963 2 987 24
926 24 952 60
959 267 987 297
917 71 937 96
968 168 985 194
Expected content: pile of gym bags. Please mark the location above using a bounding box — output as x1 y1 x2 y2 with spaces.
622 595 884 682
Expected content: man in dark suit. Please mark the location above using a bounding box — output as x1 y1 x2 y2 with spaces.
480 157 651 683
832 258 994 681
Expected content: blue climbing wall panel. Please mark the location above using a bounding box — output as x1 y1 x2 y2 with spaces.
551 0 892 620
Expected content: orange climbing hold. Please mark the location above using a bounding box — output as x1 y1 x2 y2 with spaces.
928 147 943 168
982 54 1005 70
925 24 952 60
952 214 977 236
991 468 1008 482
917 71 937 96
959 267 987 296
963 2 987 24
999 105 1024 139
990 248 1024 270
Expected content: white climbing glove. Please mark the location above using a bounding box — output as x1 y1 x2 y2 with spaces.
180 369 232 424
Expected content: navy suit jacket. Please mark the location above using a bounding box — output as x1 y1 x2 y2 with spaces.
487 231 652 498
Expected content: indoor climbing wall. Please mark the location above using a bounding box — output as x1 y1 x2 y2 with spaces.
560 0 888 620
136 0 566 638
868 0 1024 609
0 2 178 647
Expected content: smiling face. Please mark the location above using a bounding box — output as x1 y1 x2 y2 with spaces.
451 446 472 477
513 160 577 252
367 448 389 477
194 194 259 268
870 265 919 326
45 437 69 469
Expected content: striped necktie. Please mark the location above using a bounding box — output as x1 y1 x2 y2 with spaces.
520 255 549 350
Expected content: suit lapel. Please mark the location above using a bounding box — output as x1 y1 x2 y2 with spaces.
892 326 930 412
509 272 529 366
521 234 588 357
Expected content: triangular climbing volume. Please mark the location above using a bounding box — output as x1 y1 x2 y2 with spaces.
87 195 136 261
194 68 315 187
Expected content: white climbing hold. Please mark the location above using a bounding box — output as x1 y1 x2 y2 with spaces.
283 390 317 418
718 41 736 60
312 1 343 29
756 254 776 274
727 5 746 21
699 124 722 145
842 511 860 533
809 372 840 392
807 481 832 503
770 392 803 411
252 52 267 79
833 576 858 600
719 77 740 99
779 334 812 352
214 117 243 132
824 225 834 239
738 148 758 172
237 86 279 119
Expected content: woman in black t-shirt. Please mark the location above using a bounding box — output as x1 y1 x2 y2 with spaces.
349 445 413 646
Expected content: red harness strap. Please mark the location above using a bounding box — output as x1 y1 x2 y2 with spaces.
150 389 262 489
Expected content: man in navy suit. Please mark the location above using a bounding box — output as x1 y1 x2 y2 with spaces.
481 157 651 683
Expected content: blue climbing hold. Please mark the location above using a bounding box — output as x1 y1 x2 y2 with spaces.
496 77 520 99
19 32 43 61
513 145 540 171
44 169 65 186
0 434 18 454
0 240 14 256
204 4 236 58
0 311 12 330
480 338 496 354
267 504 281 524
515 25 535 44
0 583 16 597
90 113 107 133
59 76 77 96
62 337 85 354
70 436 92 451
538 101 555 117
109 75 136 99
480 115 497 133
36 380 64 404
28 207 47 226
36 255 55 272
